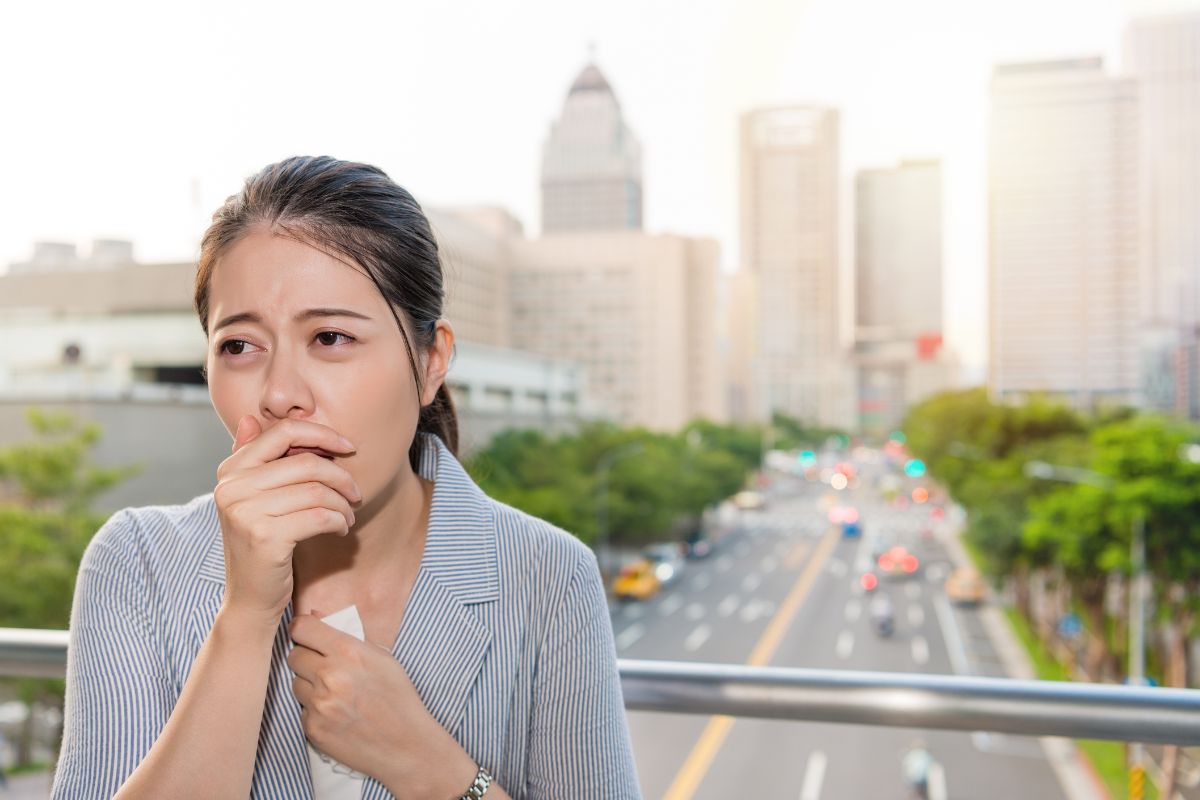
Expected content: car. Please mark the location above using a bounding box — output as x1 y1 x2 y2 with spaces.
842 520 863 537
877 545 920 578
732 490 767 510
643 543 686 585
859 571 879 592
612 559 661 601
945 566 986 606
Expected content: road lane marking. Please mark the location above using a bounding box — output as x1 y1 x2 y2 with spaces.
845 599 862 622
741 573 762 593
827 558 847 576
739 600 767 623
760 555 779 573
685 602 706 621
907 604 925 627
930 761 947 800
800 750 827 800
692 573 712 591
836 630 854 659
717 594 740 618
912 635 930 665
659 595 684 617
905 581 922 599
684 624 712 652
784 540 812 570
615 623 644 650
716 556 734 573
933 593 971 676
663 528 840 800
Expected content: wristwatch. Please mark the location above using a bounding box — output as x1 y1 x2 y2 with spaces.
457 765 492 799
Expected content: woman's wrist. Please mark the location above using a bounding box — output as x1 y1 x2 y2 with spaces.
215 602 283 642
383 732 478 800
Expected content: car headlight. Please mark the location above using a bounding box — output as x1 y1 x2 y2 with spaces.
655 564 674 581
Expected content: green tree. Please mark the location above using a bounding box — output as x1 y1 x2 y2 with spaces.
464 419 760 549
0 407 143 767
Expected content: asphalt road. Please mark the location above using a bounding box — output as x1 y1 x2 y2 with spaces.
612 475 1067 800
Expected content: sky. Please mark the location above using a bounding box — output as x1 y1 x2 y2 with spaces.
2 0 1197 375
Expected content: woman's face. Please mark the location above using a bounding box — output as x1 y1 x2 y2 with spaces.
204 225 451 494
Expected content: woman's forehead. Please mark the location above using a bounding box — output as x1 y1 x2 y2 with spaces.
211 229 381 312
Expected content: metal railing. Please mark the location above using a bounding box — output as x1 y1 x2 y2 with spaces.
4 627 1200 745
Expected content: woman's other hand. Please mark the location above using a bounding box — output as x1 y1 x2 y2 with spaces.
213 416 361 627
287 614 479 797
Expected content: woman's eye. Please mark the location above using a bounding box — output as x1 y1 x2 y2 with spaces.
217 332 354 358
316 331 354 347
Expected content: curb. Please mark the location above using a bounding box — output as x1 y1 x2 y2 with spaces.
939 506 1109 800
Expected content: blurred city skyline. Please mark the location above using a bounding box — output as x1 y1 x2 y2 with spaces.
3 0 1197 375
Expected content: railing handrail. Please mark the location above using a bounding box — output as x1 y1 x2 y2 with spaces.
4 627 1198 745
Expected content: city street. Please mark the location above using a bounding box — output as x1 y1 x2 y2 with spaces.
614 476 1067 799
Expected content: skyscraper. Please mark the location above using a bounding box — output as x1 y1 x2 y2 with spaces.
1124 12 1200 418
988 58 1140 409
855 160 947 434
739 106 843 427
540 62 643 234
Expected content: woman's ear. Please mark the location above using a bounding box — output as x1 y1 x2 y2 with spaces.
421 320 456 406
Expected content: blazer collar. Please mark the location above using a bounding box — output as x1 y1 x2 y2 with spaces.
197 431 499 604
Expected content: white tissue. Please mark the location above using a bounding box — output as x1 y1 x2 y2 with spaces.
302 603 369 791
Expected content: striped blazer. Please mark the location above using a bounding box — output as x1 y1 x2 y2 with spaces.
51 431 642 799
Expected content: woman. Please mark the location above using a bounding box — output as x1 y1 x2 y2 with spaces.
51 156 642 799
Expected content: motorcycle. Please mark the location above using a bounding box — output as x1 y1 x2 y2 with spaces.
869 595 895 637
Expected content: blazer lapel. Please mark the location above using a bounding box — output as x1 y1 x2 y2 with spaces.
361 434 500 800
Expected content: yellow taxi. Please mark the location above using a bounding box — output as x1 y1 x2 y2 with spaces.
945 566 987 606
612 559 661 601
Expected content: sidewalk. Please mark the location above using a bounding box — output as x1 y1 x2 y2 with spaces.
938 506 1109 800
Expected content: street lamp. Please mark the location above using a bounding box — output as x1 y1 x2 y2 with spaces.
1022 460 1147 799
596 441 646 595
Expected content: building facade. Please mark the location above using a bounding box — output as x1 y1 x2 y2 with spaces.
740 106 844 428
854 160 950 434
509 231 725 432
1123 11 1200 418
988 58 1140 410
540 63 643 234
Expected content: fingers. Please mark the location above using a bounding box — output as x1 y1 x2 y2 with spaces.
254 454 362 507
233 414 261 454
226 417 357 470
288 640 322 678
252 481 357 531
289 614 347 657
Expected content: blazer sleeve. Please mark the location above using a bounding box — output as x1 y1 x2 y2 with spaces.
51 509 176 799
524 544 642 799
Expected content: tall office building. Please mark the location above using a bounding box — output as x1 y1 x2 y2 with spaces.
510 231 724 431
1124 12 1200 418
854 160 948 433
988 58 1140 409
740 106 843 427
540 62 643 234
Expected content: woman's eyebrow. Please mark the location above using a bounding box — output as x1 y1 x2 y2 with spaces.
213 308 373 333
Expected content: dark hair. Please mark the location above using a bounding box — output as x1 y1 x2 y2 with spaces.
193 155 458 471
